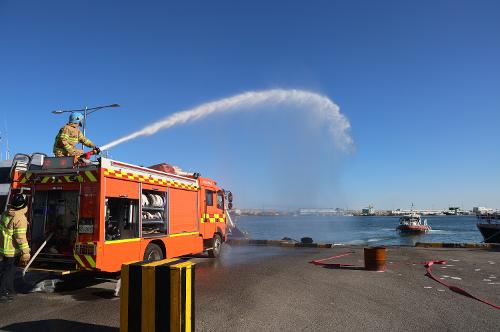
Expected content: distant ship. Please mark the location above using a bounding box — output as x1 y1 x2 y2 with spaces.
397 212 431 234
476 213 500 243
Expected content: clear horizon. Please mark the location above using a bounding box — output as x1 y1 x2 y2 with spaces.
233 205 490 211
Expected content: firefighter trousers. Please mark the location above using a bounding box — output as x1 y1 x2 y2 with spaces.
0 256 18 295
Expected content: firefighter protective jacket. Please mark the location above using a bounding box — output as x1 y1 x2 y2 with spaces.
53 123 95 157
0 207 30 258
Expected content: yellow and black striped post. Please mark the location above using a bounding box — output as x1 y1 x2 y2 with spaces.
120 258 196 332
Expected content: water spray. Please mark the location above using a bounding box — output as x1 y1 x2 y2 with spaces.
100 89 353 151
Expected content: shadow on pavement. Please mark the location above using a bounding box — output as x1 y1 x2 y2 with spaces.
66 287 118 302
1 319 118 332
55 275 107 292
320 265 366 270
15 271 104 294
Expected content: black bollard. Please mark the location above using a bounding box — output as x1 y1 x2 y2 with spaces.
120 258 195 332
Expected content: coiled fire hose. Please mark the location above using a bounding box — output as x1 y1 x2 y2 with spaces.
423 260 500 310
22 233 53 277
311 255 499 309
309 252 355 268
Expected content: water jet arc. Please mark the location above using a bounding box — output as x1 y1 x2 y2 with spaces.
100 89 353 151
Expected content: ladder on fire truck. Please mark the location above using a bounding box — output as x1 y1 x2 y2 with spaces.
4 153 37 211
5 153 48 195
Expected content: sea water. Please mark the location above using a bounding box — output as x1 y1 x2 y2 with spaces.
234 215 482 245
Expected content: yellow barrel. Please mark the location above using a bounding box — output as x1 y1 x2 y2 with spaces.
364 247 386 271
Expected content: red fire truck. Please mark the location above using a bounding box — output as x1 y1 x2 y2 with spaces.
8 153 231 273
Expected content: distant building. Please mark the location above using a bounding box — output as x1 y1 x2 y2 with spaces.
473 207 494 214
443 207 459 215
361 205 375 216
299 208 338 215
391 209 440 216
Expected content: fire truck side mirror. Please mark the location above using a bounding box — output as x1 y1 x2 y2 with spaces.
227 191 233 203
228 202 233 210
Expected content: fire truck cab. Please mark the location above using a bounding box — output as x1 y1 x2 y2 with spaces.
9 153 229 273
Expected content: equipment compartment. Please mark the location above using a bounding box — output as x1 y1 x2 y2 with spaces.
31 190 79 258
105 197 140 241
141 189 167 236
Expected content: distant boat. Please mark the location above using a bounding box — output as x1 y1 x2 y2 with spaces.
476 213 500 243
397 212 431 234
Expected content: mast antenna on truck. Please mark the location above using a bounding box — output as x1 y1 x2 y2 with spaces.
0 120 10 161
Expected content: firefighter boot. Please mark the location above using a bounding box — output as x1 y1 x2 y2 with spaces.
0 293 13 303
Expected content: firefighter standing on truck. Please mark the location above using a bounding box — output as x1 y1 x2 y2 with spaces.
0 193 30 303
53 112 100 157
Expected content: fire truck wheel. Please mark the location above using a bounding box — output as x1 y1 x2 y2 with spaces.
144 243 164 262
208 234 222 258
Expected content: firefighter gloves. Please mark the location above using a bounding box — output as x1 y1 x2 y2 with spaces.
19 253 30 266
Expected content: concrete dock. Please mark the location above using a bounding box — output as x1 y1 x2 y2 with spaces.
0 245 499 331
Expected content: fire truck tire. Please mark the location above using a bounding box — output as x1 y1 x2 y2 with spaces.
144 243 164 262
208 234 222 258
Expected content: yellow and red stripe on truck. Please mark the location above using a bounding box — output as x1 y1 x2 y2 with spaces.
103 168 199 191
200 213 226 223
18 171 98 184
74 242 97 270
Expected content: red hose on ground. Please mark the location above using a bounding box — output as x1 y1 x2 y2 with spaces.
309 252 355 268
423 260 500 310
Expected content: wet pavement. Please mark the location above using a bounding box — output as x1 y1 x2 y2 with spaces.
0 245 499 331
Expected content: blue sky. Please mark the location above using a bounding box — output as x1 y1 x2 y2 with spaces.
1 1 499 209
